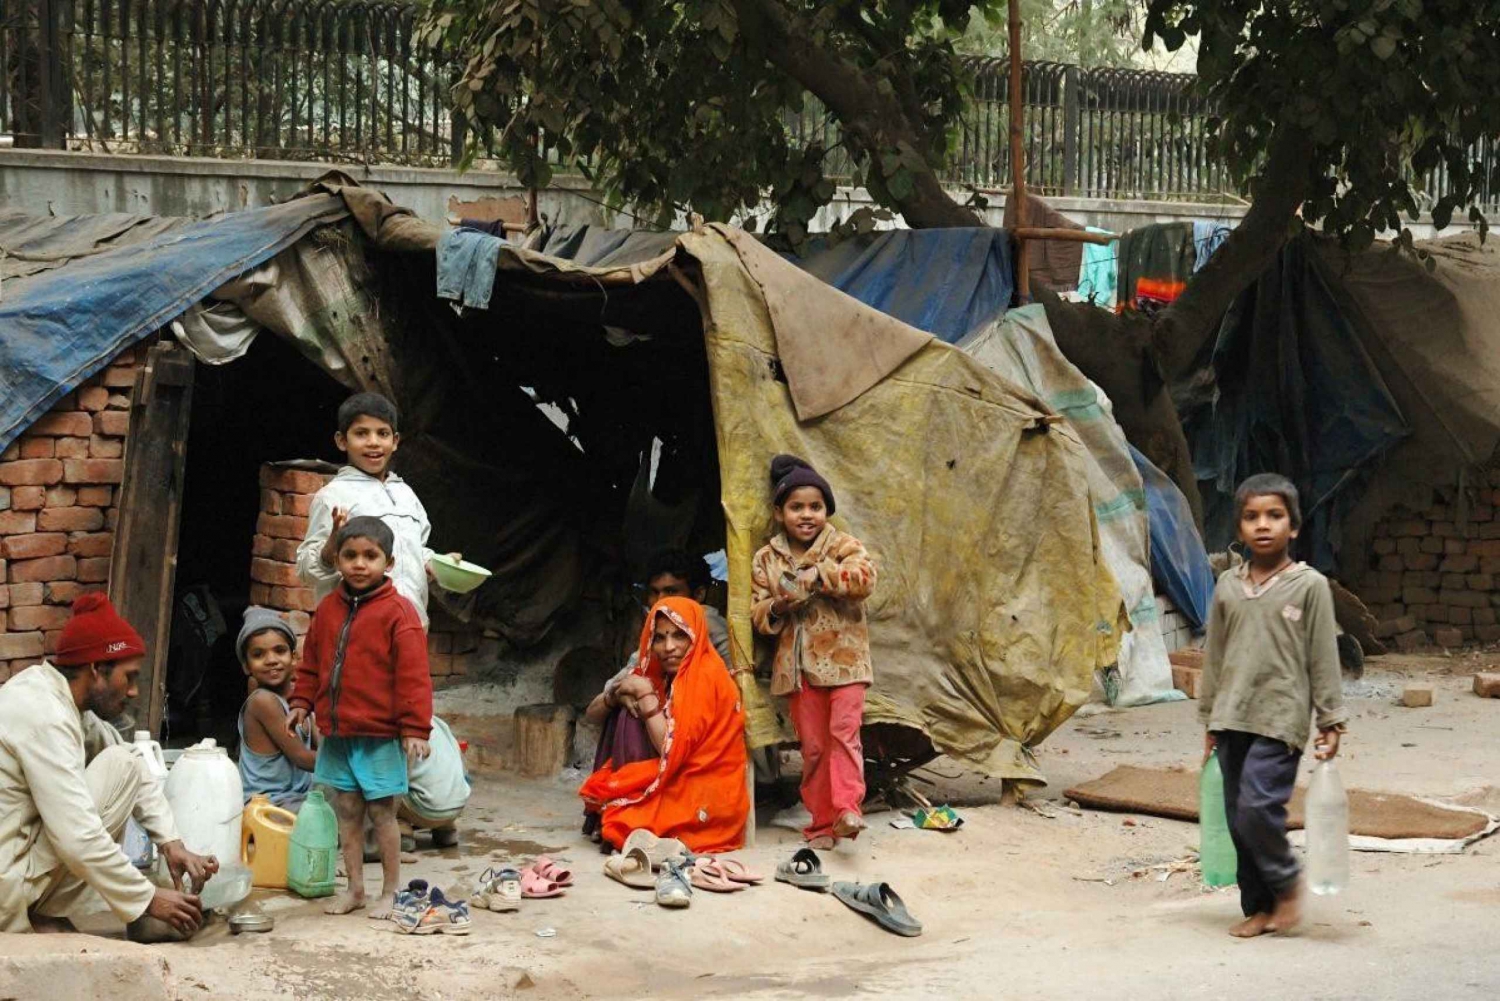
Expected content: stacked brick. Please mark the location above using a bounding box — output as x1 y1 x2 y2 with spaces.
249 462 487 685
1359 482 1500 650
0 350 139 683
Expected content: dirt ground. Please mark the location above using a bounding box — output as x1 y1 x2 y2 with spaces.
9 653 1499 1000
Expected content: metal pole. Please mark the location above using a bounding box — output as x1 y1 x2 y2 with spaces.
1008 0 1029 300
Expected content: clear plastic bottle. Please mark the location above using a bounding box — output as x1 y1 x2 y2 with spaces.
1306 759 1350 895
1198 750 1238 887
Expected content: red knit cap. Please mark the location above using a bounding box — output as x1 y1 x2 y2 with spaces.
54 592 147 666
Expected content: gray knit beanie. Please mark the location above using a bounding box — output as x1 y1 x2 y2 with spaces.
237 606 296 665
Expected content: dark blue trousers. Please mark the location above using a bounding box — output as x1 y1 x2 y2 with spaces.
1215 730 1301 916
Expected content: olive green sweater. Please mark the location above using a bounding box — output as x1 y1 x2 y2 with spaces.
1199 562 1348 750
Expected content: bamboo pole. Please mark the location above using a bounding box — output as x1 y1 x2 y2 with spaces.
1013 227 1115 244
1008 0 1030 299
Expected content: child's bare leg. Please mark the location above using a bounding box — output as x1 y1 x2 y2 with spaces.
1229 913 1272 938
1267 879 1304 934
325 790 368 915
365 797 401 920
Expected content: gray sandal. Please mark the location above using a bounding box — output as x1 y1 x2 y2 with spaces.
830 881 923 937
775 848 831 892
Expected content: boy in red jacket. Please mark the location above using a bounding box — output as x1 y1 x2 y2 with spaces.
286 516 432 918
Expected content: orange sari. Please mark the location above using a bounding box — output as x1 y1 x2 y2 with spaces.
578 597 749 853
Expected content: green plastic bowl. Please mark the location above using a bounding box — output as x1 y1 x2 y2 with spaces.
428 554 492 594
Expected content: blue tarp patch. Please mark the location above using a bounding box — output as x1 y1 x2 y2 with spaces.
1131 444 1216 630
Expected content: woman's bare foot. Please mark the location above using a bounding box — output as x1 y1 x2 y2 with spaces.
1268 883 1304 934
833 811 867 838
365 894 397 921
806 835 837 850
323 890 366 915
28 912 76 934
1229 913 1273 938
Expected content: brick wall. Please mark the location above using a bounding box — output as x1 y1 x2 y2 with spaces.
1357 479 1500 650
250 462 488 685
0 348 140 682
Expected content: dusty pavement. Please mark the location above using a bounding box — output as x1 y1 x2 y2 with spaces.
5 654 1497 1000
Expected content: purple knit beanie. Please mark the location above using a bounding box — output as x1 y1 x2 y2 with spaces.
770 454 836 515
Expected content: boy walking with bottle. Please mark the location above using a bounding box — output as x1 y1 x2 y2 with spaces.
1200 473 1348 937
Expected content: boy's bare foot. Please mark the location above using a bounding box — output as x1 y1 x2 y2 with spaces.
1268 882 1304 934
323 890 366 915
1228 913 1272 938
29 912 76 934
833 811 867 838
365 894 397 921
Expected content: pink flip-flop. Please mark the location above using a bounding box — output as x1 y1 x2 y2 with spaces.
713 858 765 885
688 857 745 893
527 855 574 887
520 868 564 898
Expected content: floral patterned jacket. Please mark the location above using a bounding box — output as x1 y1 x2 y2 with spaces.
751 525 877 697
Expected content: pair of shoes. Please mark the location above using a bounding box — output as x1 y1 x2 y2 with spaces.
520 856 573 898
686 856 765 893
393 886 472 935
471 867 522 913
622 829 689 870
656 859 693 909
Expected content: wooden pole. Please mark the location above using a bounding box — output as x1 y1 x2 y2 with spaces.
1013 226 1115 245
1008 0 1030 300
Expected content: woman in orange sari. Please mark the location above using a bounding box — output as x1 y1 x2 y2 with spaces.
578 596 749 853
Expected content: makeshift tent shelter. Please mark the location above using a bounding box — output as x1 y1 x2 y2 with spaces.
0 178 1124 783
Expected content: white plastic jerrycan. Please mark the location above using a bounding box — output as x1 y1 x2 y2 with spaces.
123 730 169 869
163 738 245 870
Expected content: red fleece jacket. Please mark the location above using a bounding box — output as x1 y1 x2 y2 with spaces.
290 580 432 740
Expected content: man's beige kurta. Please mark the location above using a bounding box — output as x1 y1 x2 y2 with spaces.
0 662 179 931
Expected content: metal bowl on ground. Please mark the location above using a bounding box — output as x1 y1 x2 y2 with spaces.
228 911 274 935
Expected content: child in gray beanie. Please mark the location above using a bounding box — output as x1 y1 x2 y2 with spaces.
236 607 316 809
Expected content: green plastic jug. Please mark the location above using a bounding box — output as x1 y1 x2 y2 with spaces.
1198 750 1238 887
287 789 339 898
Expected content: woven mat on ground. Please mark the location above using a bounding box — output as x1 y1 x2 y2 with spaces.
1064 766 1490 841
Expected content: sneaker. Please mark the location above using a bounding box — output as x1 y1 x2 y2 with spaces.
397 887 472 936
656 859 693 909
471 866 522 913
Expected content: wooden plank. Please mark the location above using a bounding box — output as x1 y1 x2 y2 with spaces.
108 340 195 735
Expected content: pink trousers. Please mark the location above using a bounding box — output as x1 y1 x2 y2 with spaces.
789 682 866 840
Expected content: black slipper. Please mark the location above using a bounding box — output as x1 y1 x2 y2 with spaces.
774 847 831 892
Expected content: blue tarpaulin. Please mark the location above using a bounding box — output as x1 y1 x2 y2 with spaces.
0 194 347 454
528 224 1015 343
1131 444 1216 630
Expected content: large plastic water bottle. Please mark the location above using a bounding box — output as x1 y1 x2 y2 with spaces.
1198 750 1238 887
123 731 169 869
287 789 339 898
1306 759 1350 895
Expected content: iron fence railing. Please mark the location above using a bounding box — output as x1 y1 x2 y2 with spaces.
6 0 1485 212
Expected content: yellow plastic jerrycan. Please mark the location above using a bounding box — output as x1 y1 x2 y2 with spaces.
241 794 298 889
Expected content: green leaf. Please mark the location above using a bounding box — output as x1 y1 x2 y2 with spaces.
1371 35 1397 60
887 167 915 201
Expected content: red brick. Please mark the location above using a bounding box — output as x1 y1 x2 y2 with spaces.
269 586 317 612
76 557 110 583
1395 629 1429 652
1442 573 1467 591
1477 624 1500 643
429 653 454 677
0 511 37 535
1433 521 1459 539
10 604 71 631
0 444 16 461
105 508 117 530
1470 540 1500 558
1372 538 1396 556
44 485 76 507
1423 604 1449 623
76 387 109 412
251 534 275 558
256 513 309 541
62 459 123 485
0 459 63 487
0 632 44 660
249 583 273 605
1396 537 1421 557
42 630 62 655
76 486 112 507
1441 554 1479 574
113 347 136 365
1375 614 1418 639
428 632 453 655
27 412 93 437
1451 606 1473 625
450 654 470 677
44 581 88 605
101 366 137 388
1445 537 1469 555
1405 553 1439 571
37 507 103 532
3 534 67 560
1433 627 1464 649
68 533 114 558
1474 672 1500 698
1420 536 1445 555
19 438 54 460
1392 520 1429 538
106 393 130 410
8 583 43 606
250 558 302 587
283 611 311 635
88 435 123 459
10 555 77 582
1442 589 1489 609
1403 586 1439 606
250 535 304 564
259 468 331 494
54 437 90 459
0 586 7 610
10 488 43 513
284 493 314 517
260 490 283 515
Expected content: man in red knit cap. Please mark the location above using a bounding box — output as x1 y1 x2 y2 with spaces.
0 593 218 934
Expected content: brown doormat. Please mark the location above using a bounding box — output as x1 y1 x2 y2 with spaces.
1064 765 1490 841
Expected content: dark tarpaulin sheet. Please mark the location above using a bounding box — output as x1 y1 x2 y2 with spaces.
0 195 349 453
1181 235 1410 569
528 224 1016 343
1129 444 1215 630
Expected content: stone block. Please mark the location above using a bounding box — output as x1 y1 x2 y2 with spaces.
1396 537 1422 557
37 506 103 532
1376 603 1406 620
1441 554 1479 573
61 459 123 485
250 558 302 587
1442 589 1489 608
1445 537 1469 555
1482 522 1500 540
1482 557 1500 576
1474 672 1500 698
1466 573 1495 591
1470 540 1500 558
27 412 93 437
256 513 309 540
1422 604 1448 623
1451 606 1473 625
0 459 63 487
1433 521 1459 539
1477 505 1495 522
1376 555 1404 573
1402 585 1439 606
1420 536 1445 555
1405 553 1439 571
1477 624 1500 643
68 533 114 558
1375 570 1404 589
76 557 110 583
1392 520 1429 537
1361 586 1398 606
1374 615 1418 639
1475 607 1497 626
1402 684 1437 705
1395 629 1428 652
0 632 44 660
1442 574 1468 591
1372 538 1396 555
